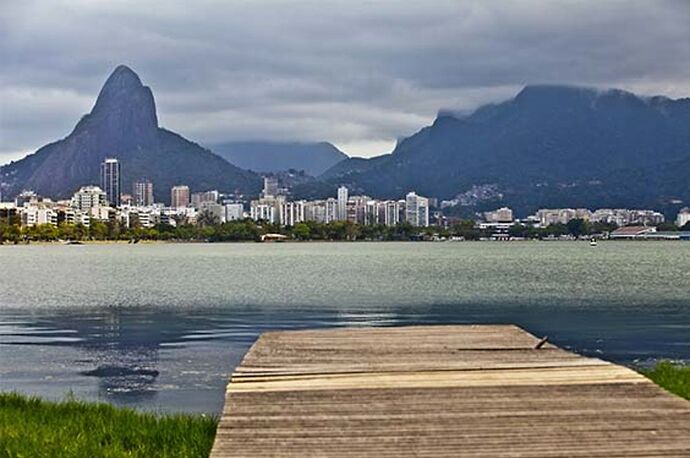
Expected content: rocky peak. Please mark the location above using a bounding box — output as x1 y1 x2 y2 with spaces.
74 65 158 147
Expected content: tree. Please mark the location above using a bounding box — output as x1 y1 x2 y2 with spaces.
292 223 311 240
508 223 528 238
566 219 591 238
656 222 679 232
89 221 109 240
196 209 220 227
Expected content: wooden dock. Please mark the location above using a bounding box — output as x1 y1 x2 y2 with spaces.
211 325 690 457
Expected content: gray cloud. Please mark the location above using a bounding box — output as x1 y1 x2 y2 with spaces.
2 0 690 165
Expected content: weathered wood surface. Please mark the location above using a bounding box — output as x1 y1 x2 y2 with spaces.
211 325 690 457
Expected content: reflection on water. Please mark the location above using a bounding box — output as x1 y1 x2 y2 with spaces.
2 303 690 414
1 242 689 414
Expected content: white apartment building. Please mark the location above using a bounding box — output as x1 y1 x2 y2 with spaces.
383 200 404 226
590 209 664 226
21 207 57 227
89 206 111 222
251 203 276 223
677 208 690 227
405 192 430 227
224 203 245 222
337 186 348 221
536 208 591 226
71 186 108 211
279 201 306 226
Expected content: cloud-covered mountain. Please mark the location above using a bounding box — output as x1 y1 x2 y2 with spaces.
211 141 348 176
319 85 690 215
0 66 261 203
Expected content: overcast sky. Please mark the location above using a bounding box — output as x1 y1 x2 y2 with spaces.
2 0 690 165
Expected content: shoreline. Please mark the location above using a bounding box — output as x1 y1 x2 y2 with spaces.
2 238 689 246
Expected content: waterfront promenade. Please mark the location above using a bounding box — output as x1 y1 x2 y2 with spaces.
211 325 690 457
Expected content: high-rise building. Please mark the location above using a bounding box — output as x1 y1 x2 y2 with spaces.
337 186 348 221
405 192 430 227
191 190 220 209
262 177 279 198
171 185 190 209
133 180 154 207
100 158 121 207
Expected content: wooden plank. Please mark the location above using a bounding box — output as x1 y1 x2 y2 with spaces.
211 325 690 457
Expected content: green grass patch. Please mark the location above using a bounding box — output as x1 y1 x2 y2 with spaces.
0 392 217 458
642 361 690 401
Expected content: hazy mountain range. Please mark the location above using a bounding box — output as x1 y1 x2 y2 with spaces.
211 141 347 176
2 66 690 216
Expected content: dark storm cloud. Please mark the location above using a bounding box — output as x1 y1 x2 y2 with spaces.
2 0 690 164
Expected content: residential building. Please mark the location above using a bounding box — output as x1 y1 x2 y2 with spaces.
21 207 57 227
133 180 154 207
484 207 514 223
337 186 348 221
262 176 279 198
71 186 107 211
14 190 39 208
405 192 430 227
677 208 690 227
199 201 225 223
224 203 245 222
536 208 591 226
383 200 404 226
191 190 219 209
0 203 18 224
100 158 121 207
590 209 664 226
279 200 306 226
171 185 190 209
250 202 276 222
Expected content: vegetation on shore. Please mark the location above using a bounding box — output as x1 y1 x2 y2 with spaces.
642 361 690 401
0 216 625 244
0 392 217 458
1 362 688 457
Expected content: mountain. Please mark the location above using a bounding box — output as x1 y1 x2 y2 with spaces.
319 155 390 180
0 65 261 203
211 141 348 176
320 85 690 215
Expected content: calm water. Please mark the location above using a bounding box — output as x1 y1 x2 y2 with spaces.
1 241 689 414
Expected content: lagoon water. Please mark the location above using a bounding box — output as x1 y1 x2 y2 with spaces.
1 241 689 414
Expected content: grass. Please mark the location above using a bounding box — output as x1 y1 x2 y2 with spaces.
642 361 690 401
2 363 689 457
0 392 217 458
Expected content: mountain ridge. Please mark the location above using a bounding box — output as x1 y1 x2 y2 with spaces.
0 65 261 203
317 84 690 216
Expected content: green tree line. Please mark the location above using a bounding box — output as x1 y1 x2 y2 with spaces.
2 216 687 244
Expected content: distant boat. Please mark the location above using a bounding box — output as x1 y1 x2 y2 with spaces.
63 240 84 245
590 238 598 247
